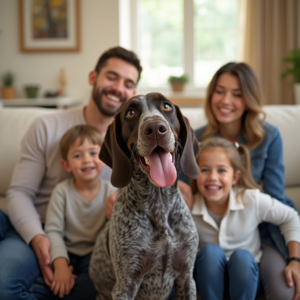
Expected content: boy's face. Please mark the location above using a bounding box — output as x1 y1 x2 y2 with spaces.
61 137 104 183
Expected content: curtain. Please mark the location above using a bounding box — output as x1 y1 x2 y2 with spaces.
240 0 299 105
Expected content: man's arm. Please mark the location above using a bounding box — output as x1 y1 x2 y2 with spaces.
6 118 47 243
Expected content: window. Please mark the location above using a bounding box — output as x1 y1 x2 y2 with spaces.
119 0 239 91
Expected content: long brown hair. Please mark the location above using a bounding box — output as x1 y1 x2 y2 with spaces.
191 137 260 201
203 62 266 149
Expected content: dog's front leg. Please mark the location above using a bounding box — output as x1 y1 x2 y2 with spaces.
174 274 197 300
111 275 142 300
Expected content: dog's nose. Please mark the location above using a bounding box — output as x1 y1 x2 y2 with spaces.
143 120 167 140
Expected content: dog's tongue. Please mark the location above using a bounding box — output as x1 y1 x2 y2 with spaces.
148 149 177 187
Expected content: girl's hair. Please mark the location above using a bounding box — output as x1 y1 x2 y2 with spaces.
190 137 260 200
60 125 104 161
203 62 266 149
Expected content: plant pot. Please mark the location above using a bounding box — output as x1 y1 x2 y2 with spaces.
294 83 300 105
1 86 16 99
170 82 185 92
24 85 39 98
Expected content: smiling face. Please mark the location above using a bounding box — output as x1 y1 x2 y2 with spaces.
90 57 139 117
197 148 240 210
211 73 246 129
61 137 105 184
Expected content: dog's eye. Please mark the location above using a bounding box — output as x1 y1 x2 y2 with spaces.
126 109 136 118
163 103 172 111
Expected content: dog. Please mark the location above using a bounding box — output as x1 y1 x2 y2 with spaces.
89 93 200 300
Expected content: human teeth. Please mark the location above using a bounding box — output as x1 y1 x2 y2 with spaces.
220 108 232 113
207 186 220 190
108 95 120 102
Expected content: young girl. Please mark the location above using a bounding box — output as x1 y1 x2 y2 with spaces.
191 137 300 300
178 62 298 299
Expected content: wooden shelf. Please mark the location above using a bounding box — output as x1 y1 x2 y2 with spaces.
0 97 82 109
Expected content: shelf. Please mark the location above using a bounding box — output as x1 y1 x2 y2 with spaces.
0 97 82 109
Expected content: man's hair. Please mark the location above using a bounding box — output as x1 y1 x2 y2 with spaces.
60 125 103 161
94 46 143 83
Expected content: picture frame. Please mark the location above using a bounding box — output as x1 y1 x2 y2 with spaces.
19 0 81 52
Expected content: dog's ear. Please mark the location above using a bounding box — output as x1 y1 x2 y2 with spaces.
175 105 200 179
100 113 133 188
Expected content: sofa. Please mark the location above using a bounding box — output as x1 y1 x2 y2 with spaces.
0 105 299 300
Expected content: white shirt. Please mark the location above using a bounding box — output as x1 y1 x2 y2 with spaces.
192 188 300 262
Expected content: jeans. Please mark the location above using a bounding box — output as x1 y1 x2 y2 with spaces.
0 210 97 300
194 244 262 300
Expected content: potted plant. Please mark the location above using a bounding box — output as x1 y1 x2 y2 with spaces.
1 71 16 99
168 74 189 92
282 49 300 104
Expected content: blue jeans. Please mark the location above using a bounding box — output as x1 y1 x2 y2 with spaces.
0 210 97 300
194 244 262 300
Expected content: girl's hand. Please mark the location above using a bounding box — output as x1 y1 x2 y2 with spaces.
177 180 194 211
284 260 300 300
51 258 75 298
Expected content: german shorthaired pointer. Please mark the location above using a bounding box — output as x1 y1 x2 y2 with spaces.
89 93 200 300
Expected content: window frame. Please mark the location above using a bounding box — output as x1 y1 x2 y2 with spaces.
119 0 238 98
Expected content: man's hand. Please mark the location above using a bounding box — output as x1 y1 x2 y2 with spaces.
30 234 53 286
51 257 75 298
178 180 194 211
104 191 118 219
285 260 300 300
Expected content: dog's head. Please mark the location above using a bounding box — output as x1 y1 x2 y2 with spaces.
100 93 200 188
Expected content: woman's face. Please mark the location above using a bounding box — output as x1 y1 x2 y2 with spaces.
211 73 246 128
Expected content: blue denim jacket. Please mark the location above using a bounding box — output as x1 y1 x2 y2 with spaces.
179 121 296 259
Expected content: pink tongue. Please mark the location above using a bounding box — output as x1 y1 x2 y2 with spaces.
148 149 177 187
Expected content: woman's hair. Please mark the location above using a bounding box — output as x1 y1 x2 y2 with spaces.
203 62 266 149
60 125 104 161
190 137 260 200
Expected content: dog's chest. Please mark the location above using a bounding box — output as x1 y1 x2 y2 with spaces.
110 190 198 299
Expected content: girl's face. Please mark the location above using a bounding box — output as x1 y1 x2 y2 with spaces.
197 148 240 209
61 137 104 183
211 73 246 128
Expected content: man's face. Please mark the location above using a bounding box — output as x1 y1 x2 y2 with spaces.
90 57 139 117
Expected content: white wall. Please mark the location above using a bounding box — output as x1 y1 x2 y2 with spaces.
0 0 120 104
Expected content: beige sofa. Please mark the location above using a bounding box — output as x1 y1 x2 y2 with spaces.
0 105 299 300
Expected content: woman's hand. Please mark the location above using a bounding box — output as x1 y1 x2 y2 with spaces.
51 257 75 298
284 260 300 300
177 180 194 211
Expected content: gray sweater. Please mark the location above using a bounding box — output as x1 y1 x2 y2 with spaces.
6 107 112 244
45 178 117 263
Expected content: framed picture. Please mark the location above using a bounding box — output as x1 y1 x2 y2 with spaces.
19 0 80 52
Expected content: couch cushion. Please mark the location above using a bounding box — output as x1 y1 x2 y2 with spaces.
0 108 56 196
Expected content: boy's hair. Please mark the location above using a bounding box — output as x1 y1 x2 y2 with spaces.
94 46 143 83
60 125 103 161
203 62 266 149
190 137 260 200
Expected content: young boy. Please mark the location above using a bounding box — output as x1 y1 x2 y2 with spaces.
45 124 117 298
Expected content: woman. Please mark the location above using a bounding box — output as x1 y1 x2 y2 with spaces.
179 62 298 299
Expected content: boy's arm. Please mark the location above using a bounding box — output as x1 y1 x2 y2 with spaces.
284 241 300 300
45 184 69 264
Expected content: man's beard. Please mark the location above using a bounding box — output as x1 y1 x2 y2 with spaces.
92 86 126 117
